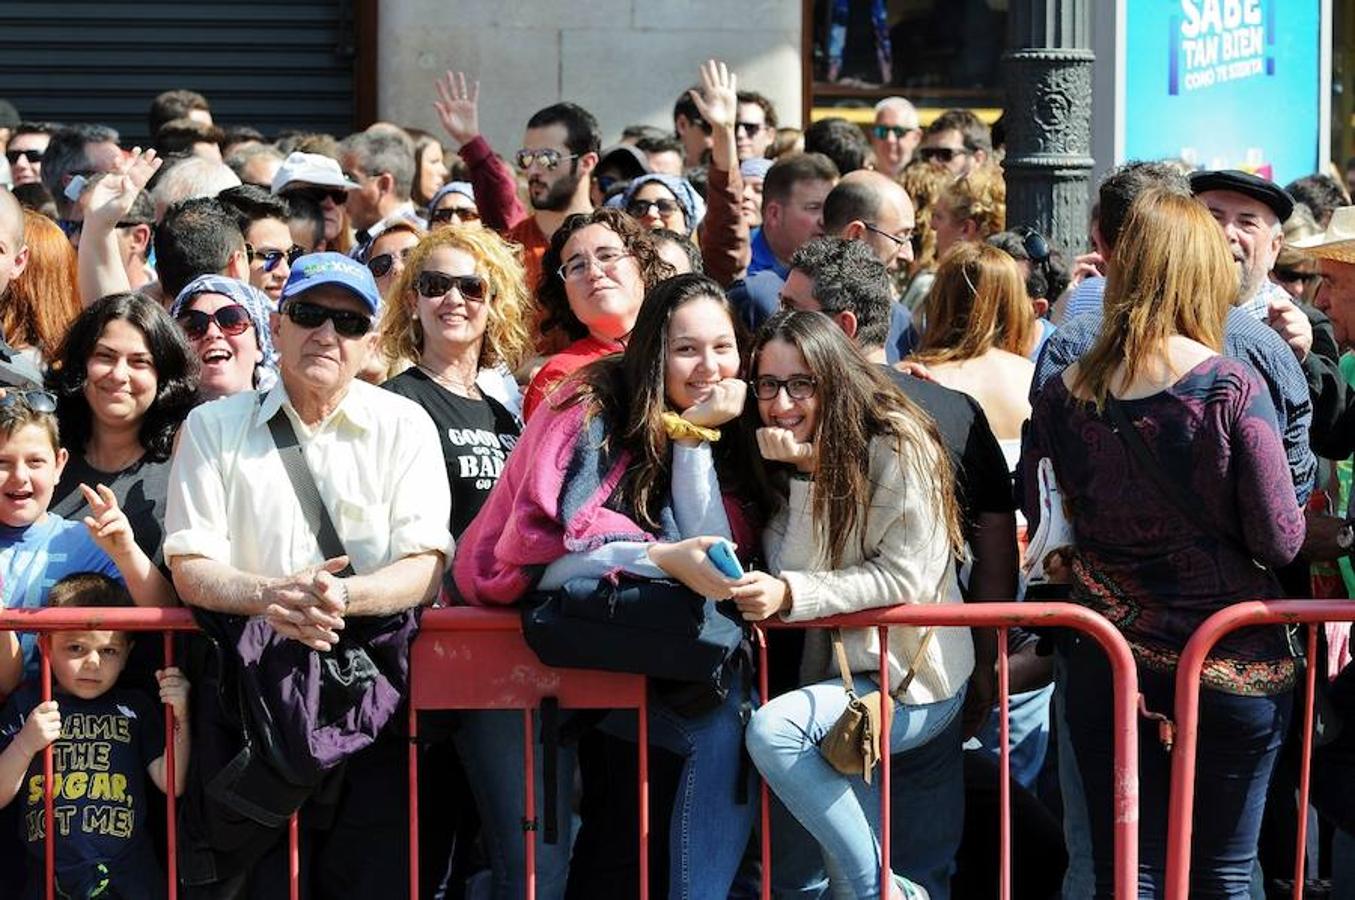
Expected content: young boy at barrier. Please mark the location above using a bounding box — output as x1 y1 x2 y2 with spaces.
0 391 173 694
0 572 189 899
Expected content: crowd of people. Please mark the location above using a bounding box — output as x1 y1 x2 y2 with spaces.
0 58 1353 900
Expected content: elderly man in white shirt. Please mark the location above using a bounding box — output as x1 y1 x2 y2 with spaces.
164 251 450 896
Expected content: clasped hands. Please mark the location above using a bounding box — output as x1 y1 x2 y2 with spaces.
262 556 351 651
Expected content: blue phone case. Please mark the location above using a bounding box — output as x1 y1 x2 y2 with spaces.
706 540 744 578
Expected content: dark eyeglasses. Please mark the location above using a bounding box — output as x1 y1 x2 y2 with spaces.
281 186 349 207
415 270 488 302
1011 226 1051 265
178 304 254 341
282 300 373 337
5 149 42 165
247 244 304 273
734 121 764 137
0 389 58 414
751 375 817 401
627 198 682 218
367 248 413 279
429 206 480 226
1273 267 1318 285
863 222 912 249
686 115 713 135
871 125 915 141
514 149 579 172
918 146 969 164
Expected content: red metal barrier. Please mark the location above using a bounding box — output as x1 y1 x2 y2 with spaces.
3 601 1142 899
757 601 1143 900
1165 599 1355 900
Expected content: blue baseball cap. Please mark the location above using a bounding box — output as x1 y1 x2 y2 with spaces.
281 251 381 314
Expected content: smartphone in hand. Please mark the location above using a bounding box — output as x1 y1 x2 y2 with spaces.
706 539 744 579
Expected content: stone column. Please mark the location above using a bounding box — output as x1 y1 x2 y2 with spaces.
1003 0 1096 254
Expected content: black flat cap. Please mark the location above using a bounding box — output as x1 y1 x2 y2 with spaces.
1190 169 1294 222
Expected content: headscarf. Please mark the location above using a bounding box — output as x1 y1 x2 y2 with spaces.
740 158 773 182
609 173 706 236
170 275 279 391
428 181 475 210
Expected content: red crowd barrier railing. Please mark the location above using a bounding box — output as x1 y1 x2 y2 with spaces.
1165 600 1355 900
3 601 1142 900
756 601 1142 900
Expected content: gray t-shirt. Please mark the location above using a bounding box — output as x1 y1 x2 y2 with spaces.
51 452 172 569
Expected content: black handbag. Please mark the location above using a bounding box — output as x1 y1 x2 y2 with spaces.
521 575 747 715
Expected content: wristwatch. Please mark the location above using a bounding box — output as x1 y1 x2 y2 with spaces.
1337 520 1355 554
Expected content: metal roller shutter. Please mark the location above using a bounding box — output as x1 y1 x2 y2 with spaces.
0 0 359 144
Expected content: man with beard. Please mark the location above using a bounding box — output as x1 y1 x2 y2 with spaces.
432 72 599 298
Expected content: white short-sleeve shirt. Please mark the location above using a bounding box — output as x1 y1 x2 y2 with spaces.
164 378 453 578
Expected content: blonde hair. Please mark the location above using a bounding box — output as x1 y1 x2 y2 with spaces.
1073 189 1235 409
378 223 534 373
914 242 1033 363
900 161 954 274
936 163 1006 241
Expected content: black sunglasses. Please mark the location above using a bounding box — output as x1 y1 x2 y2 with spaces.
283 300 373 337
177 304 254 341
415 270 488 302
247 244 304 273
429 206 480 225
1011 226 1051 265
627 198 682 218
0 389 58 414
281 186 348 207
367 247 414 279
919 146 969 163
734 121 764 137
5 148 42 165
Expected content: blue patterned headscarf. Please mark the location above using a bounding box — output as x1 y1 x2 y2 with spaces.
609 173 707 236
170 275 279 391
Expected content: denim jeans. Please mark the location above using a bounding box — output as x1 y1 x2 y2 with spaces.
596 677 758 900
971 682 1054 790
763 707 966 900
747 677 966 900
1063 638 1291 898
454 709 577 900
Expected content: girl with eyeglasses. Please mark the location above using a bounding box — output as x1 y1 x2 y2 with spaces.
456 273 774 900
734 310 970 900
169 275 278 401
524 207 674 420
376 224 536 898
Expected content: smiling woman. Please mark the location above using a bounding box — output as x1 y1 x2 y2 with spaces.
46 292 199 570
170 274 278 401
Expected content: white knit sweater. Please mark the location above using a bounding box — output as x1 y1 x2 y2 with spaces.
764 430 974 705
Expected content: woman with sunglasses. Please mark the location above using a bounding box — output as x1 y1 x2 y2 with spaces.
611 173 706 239
375 223 535 900
170 275 278 400
456 273 773 900
734 310 970 900
47 292 199 574
426 181 480 229
524 207 673 420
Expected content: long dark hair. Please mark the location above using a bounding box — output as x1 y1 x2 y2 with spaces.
571 273 773 530
47 292 199 463
751 309 964 569
537 207 672 342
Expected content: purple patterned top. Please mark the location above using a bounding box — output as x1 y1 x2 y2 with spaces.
1022 356 1306 695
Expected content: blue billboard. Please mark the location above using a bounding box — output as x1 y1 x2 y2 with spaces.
1122 0 1323 184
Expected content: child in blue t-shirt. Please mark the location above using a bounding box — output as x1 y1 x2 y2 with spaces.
0 572 189 899
0 394 173 689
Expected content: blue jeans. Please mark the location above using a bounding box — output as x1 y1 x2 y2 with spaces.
747 677 966 900
598 677 757 900
1063 638 1291 898
454 709 576 900
764 707 966 900
972 682 1054 790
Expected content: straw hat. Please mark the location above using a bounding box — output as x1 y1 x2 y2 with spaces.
1291 206 1355 265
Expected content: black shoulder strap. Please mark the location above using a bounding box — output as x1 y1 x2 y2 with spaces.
1104 397 1264 570
264 400 356 578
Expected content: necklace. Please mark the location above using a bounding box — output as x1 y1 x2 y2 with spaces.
418 363 481 398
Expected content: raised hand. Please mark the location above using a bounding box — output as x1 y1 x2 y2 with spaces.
690 59 738 133
682 377 747 429
756 427 816 473
434 70 481 146
80 483 137 561
82 148 161 232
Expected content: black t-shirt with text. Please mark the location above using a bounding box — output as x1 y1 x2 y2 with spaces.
383 368 521 539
